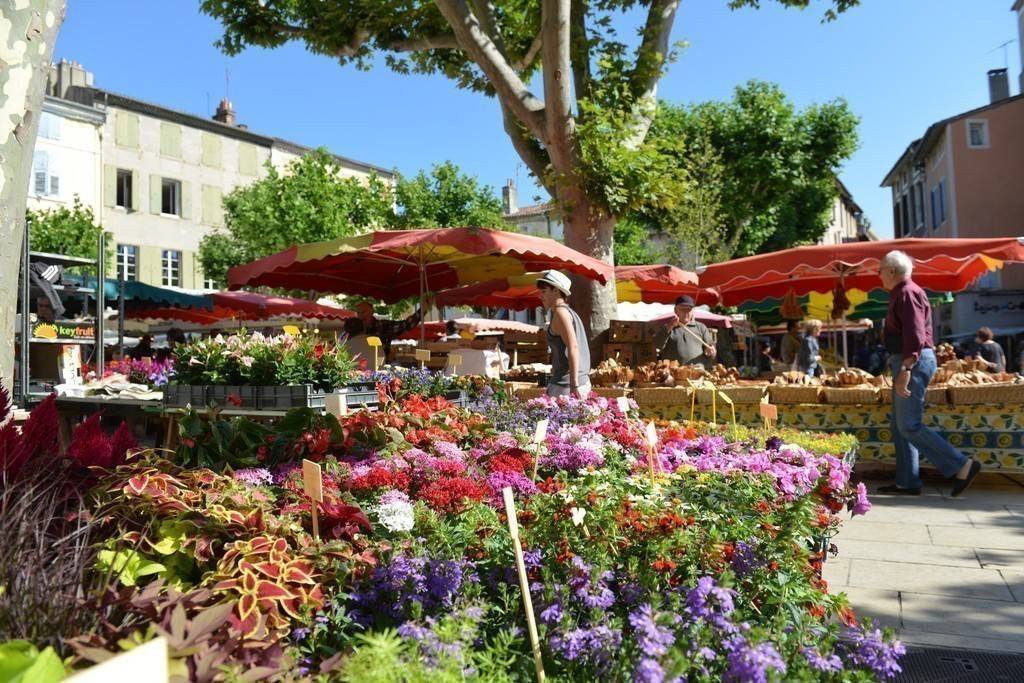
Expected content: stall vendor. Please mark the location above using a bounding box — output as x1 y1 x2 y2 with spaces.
660 296 716 367
779 320 801 368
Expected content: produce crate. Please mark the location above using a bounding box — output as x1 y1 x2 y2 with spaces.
609 320 644 343
603 343 635 366
879 385 948 405
767 385 822 404
258 385 329 410
515 387 547 401
822 387 880 405
948 382 1024 405
339 384 379 410
633 386 692 405
697 384 768 405
634 343 658 366
445 389 471 407
163 384 208 408
643 320 669 344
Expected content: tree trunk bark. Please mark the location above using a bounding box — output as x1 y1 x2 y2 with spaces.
0 0 65 397
557 185 616 351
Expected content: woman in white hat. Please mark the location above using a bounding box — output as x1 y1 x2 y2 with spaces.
536 270 591 398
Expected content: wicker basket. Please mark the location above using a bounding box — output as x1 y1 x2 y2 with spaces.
592 387 630 398
767 384 822 404
822 386 880 405
947 382 1024 406
696 384 768 405
514 387 548 401
878 385 948 405
633 386 692 405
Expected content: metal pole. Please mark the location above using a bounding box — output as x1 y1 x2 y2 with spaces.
96 231 105 373
118 270 126 361
19 226 31 404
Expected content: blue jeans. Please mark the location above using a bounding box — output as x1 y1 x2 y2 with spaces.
890 348 968 489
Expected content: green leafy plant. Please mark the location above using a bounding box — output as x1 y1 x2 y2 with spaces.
0 640 66 683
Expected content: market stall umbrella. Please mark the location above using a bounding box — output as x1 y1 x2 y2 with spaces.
615 265 719 305
228 227 613 299
129 291 355 325
435 265 717 310
699 237 1024 364
700 237 1024 306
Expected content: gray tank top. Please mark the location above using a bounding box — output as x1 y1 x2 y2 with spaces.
547 304 591 387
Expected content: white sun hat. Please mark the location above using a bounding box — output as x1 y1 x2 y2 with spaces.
536 270 572 297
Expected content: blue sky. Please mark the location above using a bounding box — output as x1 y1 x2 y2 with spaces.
58 1 1021 238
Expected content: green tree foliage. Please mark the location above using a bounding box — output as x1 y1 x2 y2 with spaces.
200 0 859 337
26 195 110 262
650 81 860 259
199 152 509 285
393 162 509 229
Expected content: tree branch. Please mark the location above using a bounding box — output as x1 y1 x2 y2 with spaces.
541 0 576 171
435 0 547 140
512 32 543 72
469 0 508 56
569 0 592 109
383 34 460 51
624 0 680 146
501 104 553 194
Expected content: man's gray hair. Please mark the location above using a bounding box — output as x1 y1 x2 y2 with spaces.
881 250 913 277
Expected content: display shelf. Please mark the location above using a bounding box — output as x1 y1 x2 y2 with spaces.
28 338 95 345
28 250 97 269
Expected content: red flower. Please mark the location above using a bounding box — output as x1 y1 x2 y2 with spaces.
487 448 533 473
652 558 677 573
418 476 488 513
318 499 371 540
838 606 857 626
226 393 242 407
351 467 411 492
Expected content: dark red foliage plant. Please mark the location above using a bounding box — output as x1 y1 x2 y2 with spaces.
0 388 59 482
66 413 138 471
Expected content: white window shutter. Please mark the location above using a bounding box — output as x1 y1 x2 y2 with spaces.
131 170 141 212
180 180 192 220
103 165 116 207
32 151 48 195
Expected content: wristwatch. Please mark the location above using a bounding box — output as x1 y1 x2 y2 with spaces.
901 360 916 372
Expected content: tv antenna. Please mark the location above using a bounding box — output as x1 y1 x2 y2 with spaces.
988 40 1016 70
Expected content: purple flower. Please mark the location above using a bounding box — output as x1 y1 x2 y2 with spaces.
568 556 615 610
539 600 564 627
730 540 761 577
842 627 905 679
629 604 676 657
634 658 666 683
433 441 465 461
234 467 272 487
487 470 539 502
723 636 786 683
291 626 311 641
802 646 844 673
850 482 872 516
548 625 622 669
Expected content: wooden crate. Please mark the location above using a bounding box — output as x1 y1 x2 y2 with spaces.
643 320 669 343
609 320 644 343
603 343 635 366
634 342 658 366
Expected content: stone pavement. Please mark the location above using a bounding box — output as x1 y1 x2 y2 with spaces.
825 472 1024 655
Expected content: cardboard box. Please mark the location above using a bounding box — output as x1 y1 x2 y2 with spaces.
609 320 644 343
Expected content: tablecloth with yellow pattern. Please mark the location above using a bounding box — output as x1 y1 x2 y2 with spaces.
637 401 1024 472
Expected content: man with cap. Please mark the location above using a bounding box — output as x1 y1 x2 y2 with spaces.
536 270 591 398
660 295 717 367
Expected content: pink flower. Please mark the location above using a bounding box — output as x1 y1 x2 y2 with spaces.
850 482 872 516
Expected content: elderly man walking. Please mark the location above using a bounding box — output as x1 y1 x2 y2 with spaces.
878 250 981 497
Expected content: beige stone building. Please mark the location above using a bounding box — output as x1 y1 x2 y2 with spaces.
31 60 393 290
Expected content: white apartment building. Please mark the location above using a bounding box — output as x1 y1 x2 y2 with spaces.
29 60 394 290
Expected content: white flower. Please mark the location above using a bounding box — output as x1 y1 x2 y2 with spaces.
377 499 415 533
570 507 587 526
240 356 255 368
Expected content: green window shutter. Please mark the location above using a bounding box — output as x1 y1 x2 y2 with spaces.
238 142 257 176
149 175 161 214
180 180 192 220
201 133 222 168
180 251 195 288
131 170 141 212
201 184 223 226
115 111 139 148
139 246 160 284
103 165 116 207
160 123 182 158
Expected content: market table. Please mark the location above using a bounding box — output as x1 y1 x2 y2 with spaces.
634 400 1024 472
54 396 165 452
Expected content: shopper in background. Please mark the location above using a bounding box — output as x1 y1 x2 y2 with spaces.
797 319 823 377
660 295 716 367
779 320 801 368
756 338 775 374
537 270 591 399
973 327 1006 373
878 249 980 497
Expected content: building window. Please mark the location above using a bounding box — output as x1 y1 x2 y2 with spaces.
161 179 181 216
116 169 133 210
203 277 218 290
937 180 946 225
913 183 925 229
967 119 989 149
930 188 938 230
893 203 902 237
38 111 61 140
161 249 181 287
930 180 947 229
116 244 138 281
31 150 59 196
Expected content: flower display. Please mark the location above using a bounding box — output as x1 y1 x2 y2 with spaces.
104 356 174 387
10 385 901 681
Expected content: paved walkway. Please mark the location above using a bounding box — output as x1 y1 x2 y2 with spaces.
825 472 1024 654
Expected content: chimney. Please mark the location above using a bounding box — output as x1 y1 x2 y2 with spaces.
502 179 517 215
213 98 236 125
988 68 1010 103
48 59 93 101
